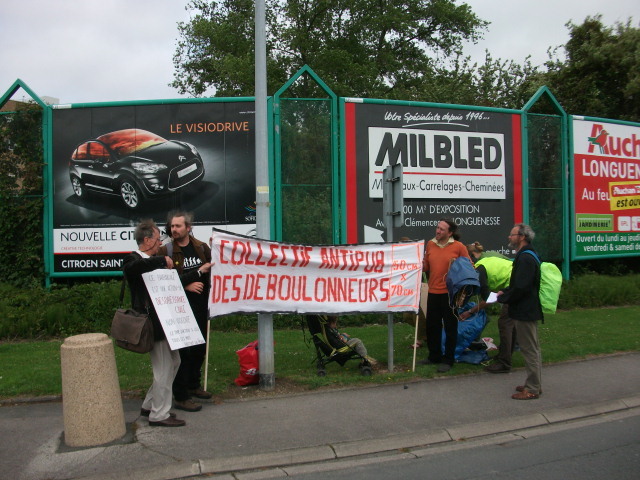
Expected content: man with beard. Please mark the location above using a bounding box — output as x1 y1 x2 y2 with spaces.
159 211 212 412
497 224 544 400
418 218 470 373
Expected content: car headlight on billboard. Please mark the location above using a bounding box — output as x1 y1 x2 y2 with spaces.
131 162 168 174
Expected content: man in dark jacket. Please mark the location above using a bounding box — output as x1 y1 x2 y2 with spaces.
123 219 185 426
497 223 544 400
158 211 212 412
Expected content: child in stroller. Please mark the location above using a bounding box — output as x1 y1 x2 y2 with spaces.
305 314 376 377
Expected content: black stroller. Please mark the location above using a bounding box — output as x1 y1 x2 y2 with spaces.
305 314 373 376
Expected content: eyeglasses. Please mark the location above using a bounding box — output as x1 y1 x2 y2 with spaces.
508 233 523 237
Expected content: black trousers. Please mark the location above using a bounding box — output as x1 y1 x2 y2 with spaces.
172 315 207 401
425 293 458 365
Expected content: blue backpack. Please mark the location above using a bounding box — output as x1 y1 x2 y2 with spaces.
446 257 480 308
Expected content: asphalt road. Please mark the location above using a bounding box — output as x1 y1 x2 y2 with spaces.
283 409 640 480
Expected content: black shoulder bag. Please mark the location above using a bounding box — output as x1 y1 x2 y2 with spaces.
110 275 155 353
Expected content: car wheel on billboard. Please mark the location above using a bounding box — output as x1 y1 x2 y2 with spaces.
70 176 84 198
120 179 141 209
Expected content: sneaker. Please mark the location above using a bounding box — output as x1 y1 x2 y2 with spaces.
437 363 452 373
174 399 202 412
188 388 213 400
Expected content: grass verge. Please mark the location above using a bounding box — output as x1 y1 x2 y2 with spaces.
1 306 639 400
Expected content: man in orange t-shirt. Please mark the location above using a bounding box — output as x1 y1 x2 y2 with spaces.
419 219 470 373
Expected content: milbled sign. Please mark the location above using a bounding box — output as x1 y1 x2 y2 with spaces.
368 127 506 200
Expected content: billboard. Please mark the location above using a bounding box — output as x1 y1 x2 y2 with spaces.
343 101 523 253
572 117 640 259
51 100 256 275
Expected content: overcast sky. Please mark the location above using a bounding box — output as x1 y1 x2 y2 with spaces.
1 0 637 105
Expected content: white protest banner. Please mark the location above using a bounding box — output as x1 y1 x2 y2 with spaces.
142 269 205 350
208 230 424 317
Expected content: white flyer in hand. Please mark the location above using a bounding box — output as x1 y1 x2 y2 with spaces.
486 292 499 304
142 269 205 350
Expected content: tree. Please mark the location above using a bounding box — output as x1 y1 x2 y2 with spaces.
539 16 640 122
172 0 488 98
410 52 540 109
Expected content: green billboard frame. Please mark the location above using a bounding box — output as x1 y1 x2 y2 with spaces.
0 79 53 284
522 86 569 279
272 65 340 244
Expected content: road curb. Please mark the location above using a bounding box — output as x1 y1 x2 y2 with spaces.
200 446 336 475
188 397 640 479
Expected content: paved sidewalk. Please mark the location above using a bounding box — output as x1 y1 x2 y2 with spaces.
1 352 639 480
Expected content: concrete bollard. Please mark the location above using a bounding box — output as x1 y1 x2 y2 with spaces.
60 333 126 447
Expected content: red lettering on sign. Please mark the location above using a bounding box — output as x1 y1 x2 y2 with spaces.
255 243 266 266
266 274 278 300
279 245 289 266
268 245 278 267
218 240 229 264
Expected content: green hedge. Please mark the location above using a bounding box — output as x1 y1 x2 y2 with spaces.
556 273 640 309
0 281 119 339
0 273 639 340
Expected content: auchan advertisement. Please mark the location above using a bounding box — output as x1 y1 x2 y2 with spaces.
572 117 640 259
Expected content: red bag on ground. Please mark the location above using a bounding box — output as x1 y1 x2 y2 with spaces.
234 340 259 386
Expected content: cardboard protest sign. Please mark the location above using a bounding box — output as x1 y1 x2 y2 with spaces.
142 269 205 350
208 230 424 317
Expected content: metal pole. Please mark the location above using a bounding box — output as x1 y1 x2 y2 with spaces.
383 168 394 373
383 164 403 373
255 0 274 391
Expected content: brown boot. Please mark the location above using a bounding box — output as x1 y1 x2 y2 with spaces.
174 399 202 412
189 387 213 399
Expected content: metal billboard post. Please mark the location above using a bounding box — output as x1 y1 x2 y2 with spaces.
255 0 274 391
382 163 403 372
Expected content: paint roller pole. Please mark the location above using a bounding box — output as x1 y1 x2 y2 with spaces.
203 319 210 391
411 314 419 372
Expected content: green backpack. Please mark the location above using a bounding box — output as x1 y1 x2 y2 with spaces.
522 251 563 315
